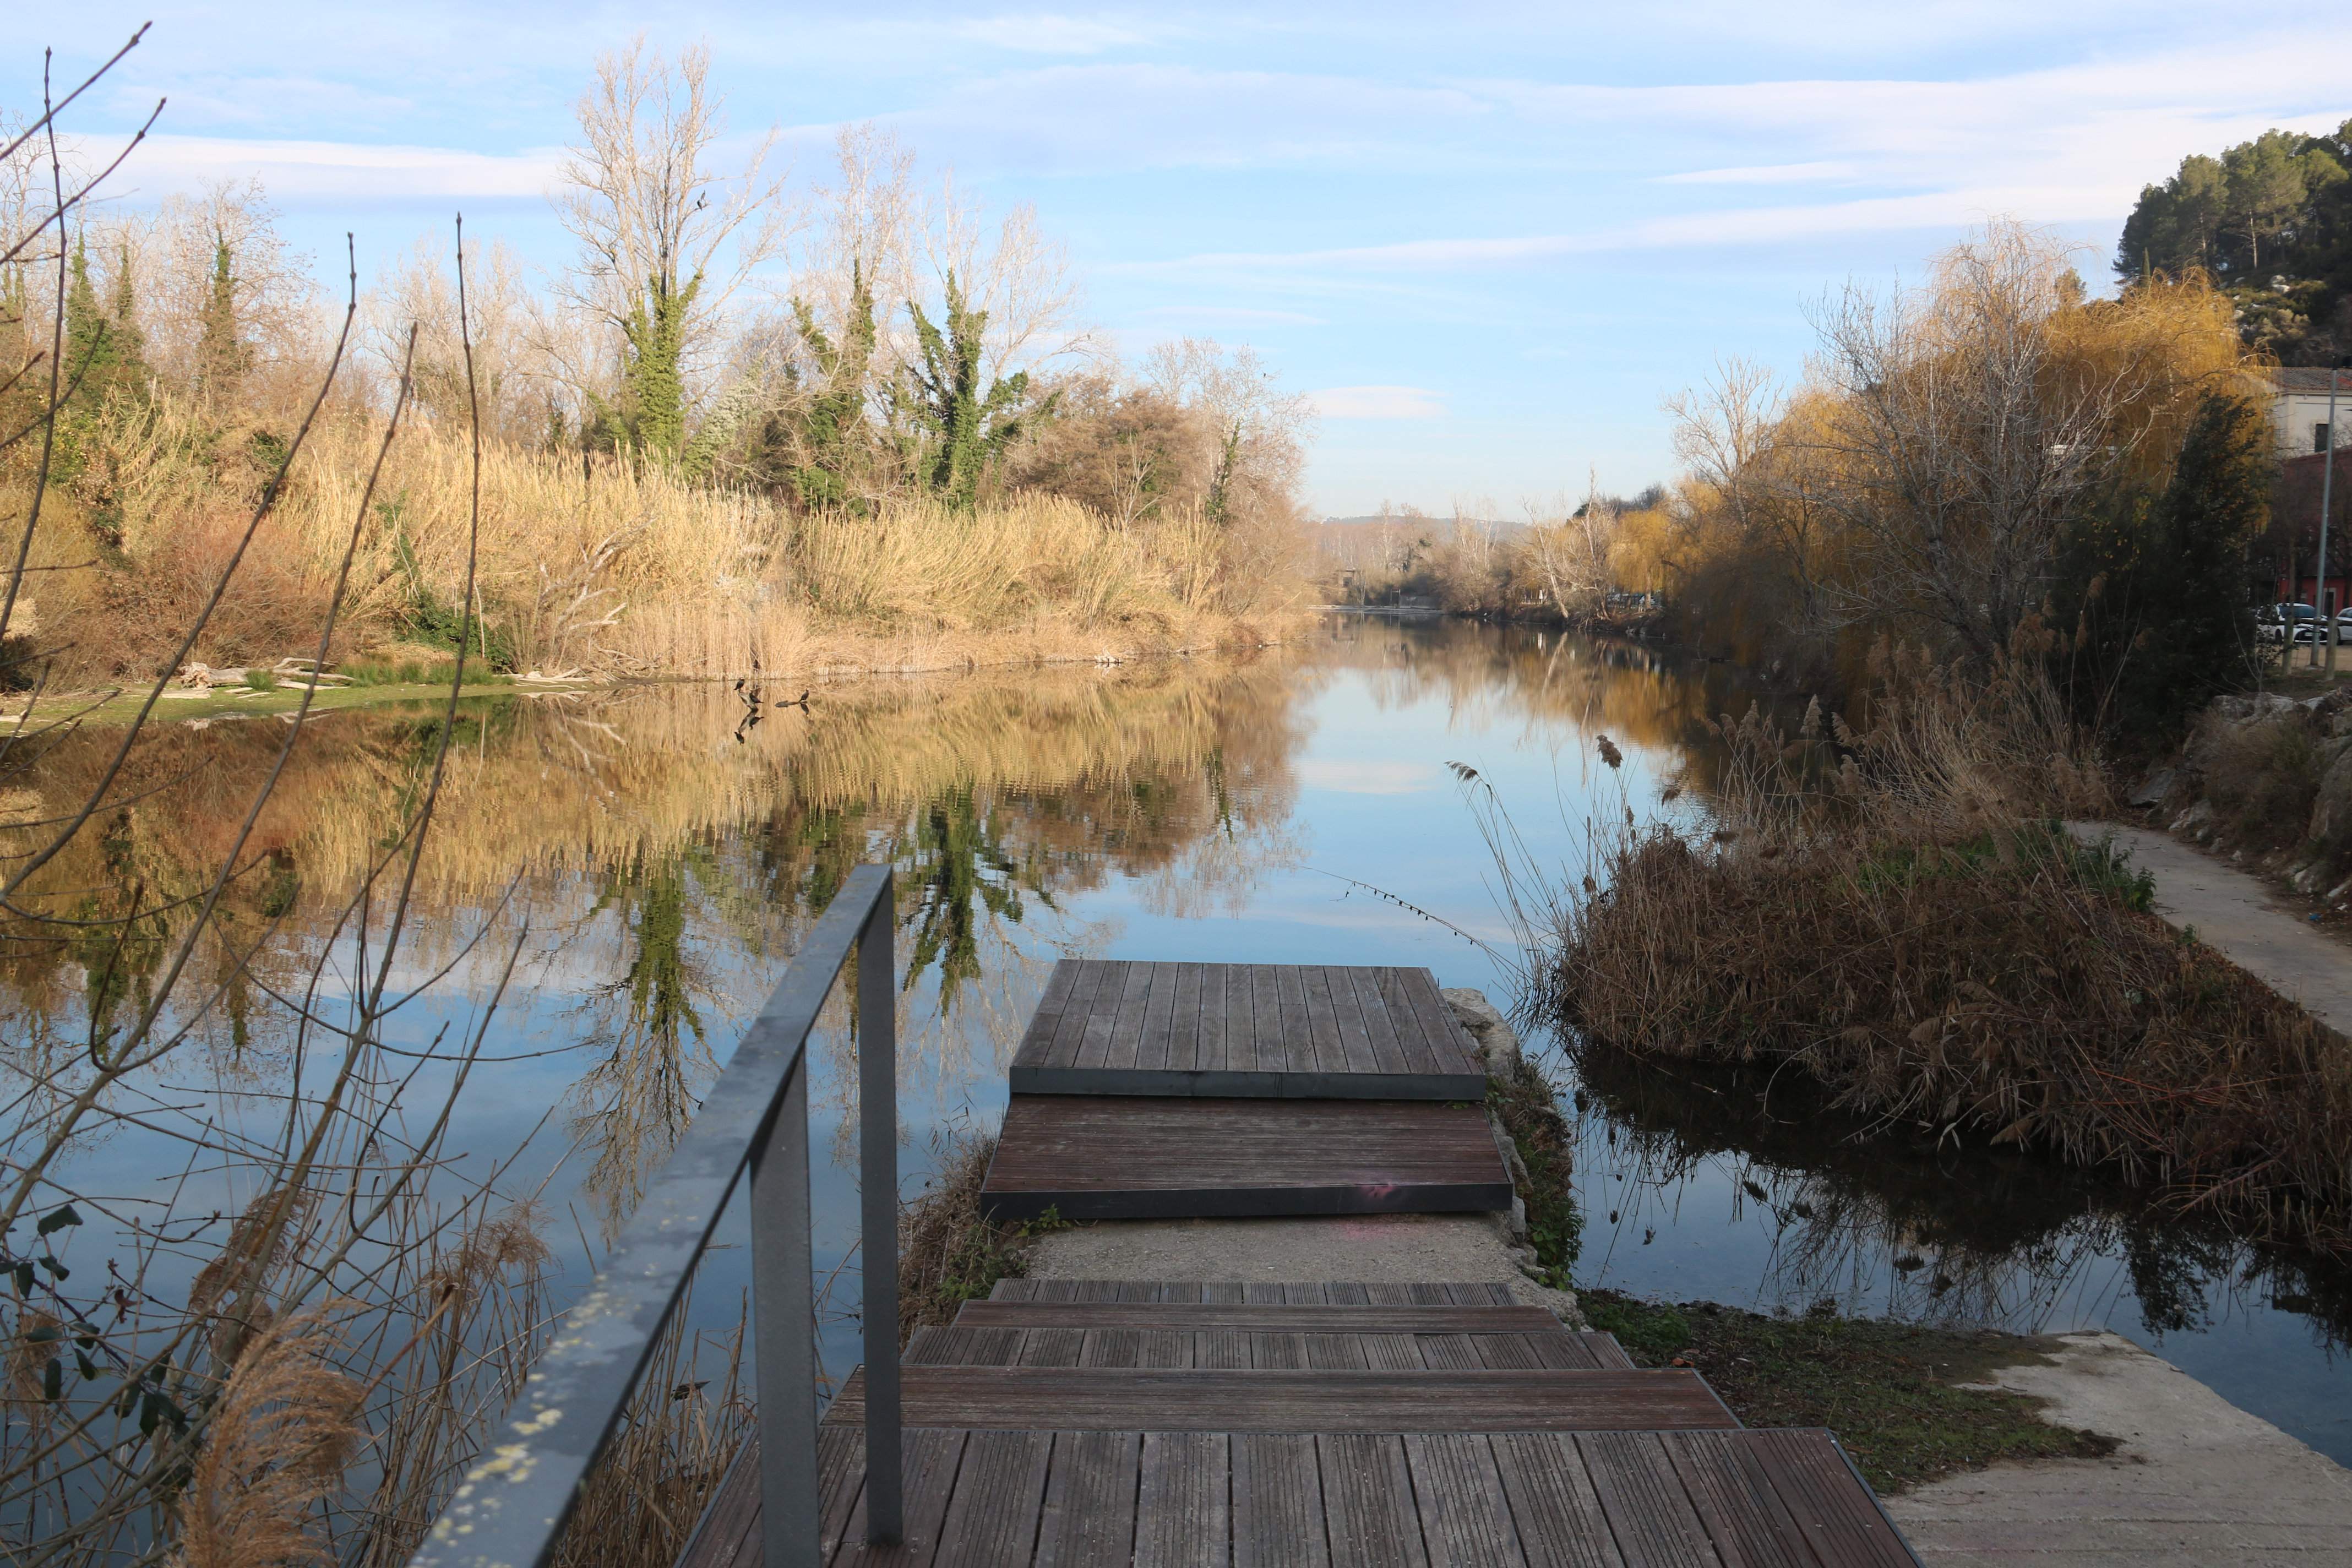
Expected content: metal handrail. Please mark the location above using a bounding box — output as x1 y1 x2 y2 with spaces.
408 864 902 1568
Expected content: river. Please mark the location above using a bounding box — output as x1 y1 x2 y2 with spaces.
15 614 2351 1474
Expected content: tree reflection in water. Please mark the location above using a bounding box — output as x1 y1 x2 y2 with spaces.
1570 1044 2352 1355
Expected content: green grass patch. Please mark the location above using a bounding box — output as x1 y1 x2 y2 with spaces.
1488 1052 1582 1285
1579 1288 2117 1493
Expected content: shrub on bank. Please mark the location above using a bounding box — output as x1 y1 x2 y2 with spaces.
1540 654 2352 1253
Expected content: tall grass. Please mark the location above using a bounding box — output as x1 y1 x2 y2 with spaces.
1526 644 2352 1253
35 397 1301 683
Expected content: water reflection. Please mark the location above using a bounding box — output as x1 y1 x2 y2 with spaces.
9 619 2350 1467
1571 1043 2352 1458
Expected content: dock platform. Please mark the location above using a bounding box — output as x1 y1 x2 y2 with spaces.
1008 960 1488 1100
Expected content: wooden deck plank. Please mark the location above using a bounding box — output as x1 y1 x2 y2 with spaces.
1032 1431 1140 1568
830 1426 967 1567
1213 961 1250 1074
1407 1433 1532 1566
981 1096 1512 1222
1349 967 1414 1075
824 1366 1740 1433
1250 965 1286 1075
1659 1430 1816 1568
1135 1431 1229 1568
1233 1434 1330 1568
1740 1429 1920 1568
1400 967 1474 1077
1071 960 1126 1071
1167 962 1204 1076
951 1299 1567 1334
1129 962 1173 1074
1018 962 1081 1074
1577 1431 1726 1568
1321 966 1383 1077
1048 961 1111 1071
1490 1433 1626 1568
1299 965 1344 1075
1376 966 1438 1075
1319 1434 1429 1568
1103 962 1156 1072
932 1429 1053 1568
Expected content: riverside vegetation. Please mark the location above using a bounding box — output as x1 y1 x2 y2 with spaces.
4 41 1313 700
0 29 1320 1568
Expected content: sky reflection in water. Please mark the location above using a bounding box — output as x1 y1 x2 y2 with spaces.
24 615 2351 1464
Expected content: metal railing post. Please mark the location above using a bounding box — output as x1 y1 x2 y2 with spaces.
857 880 902 1544
749 1058 819 1568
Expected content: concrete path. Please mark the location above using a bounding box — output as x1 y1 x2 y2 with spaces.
2068 821 2352 1033
1888 1330 2352 1566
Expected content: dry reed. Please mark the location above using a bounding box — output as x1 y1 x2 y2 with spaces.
1539 646 2352 1252
37 395 1304 683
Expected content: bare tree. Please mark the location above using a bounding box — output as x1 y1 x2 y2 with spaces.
368 233 540 443
548 36 792 458
1799 221 2151 660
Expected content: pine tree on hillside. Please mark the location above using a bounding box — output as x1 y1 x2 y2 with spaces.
2116 122 2352 363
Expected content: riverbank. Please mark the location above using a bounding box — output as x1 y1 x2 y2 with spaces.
0 627 1297 730
1888 1330 2352 1565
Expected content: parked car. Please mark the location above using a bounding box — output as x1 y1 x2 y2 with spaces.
2259 603 2333 644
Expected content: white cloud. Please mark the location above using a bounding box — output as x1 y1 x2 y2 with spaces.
1657 160 1860 186
956 14 1157 55
69 133 565 205
1133 304 1325 326
1308 385 1447 420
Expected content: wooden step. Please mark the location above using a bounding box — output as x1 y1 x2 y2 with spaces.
988 1278 1520 1304
981 1095 1511 1221
954 1298 1566 1333
684 1425 1917 1568
912 1321 1636 1371
1009 960 1489 1099
821 1364 1738 1433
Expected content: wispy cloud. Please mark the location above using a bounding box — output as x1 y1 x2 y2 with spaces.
955 14 1159 55
70 134 564 204
1309 385 1447 420
1657 160 1860 186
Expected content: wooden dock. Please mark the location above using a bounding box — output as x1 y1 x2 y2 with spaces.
984 962 1507 1222
1009 960 1487 1100
682 1282 1920 1566
679 956 1923 1564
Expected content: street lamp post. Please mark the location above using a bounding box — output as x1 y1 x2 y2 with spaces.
2327 357 2347 676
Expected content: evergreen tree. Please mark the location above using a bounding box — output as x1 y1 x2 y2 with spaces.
2223 130 2310 274
785 262 876 513
195 231 248 398
2052 393 2268 738
62 237 149 415
901 271 1049 509
586 268 700 463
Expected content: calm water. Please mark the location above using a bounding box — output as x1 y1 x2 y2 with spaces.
21 616 2352 1465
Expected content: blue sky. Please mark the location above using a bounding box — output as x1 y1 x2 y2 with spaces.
21 3 2352 514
